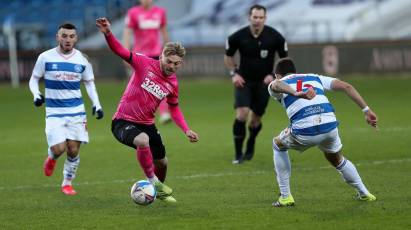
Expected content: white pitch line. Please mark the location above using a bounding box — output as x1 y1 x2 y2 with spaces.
348 126 411 133
1 158 410 191
1 127 410 144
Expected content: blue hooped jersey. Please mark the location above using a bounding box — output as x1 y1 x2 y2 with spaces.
268 74 339 136
32 48 94 118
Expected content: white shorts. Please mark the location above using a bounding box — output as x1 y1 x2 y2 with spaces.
45 116 89 147
275 127 342 153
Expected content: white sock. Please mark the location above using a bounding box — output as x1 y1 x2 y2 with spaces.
62 178 72 186
336 157 369 196
62 155 80 186
148 176 159 184
273 142 291 198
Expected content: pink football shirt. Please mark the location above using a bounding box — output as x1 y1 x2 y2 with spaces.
125 5 166 57
114 53 179 125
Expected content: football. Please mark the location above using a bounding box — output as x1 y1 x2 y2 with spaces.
130 180 157 205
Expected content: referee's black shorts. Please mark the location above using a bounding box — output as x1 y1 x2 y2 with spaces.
111 119 166 160
234 81 270 116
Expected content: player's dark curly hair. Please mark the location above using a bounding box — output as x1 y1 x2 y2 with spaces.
275 58 297 76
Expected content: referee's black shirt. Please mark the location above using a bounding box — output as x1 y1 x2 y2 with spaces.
225 25 288 81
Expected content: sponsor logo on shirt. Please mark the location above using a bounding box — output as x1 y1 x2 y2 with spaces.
55 73 80 81
302 105 325 117
260 50 268 58
138 16 161 29
141 77 167 99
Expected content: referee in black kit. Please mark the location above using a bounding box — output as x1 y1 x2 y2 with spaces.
224 4 288 164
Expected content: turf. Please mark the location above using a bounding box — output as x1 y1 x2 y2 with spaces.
0 75 410 229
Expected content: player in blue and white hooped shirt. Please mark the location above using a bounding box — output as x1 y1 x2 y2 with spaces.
268 58 378 207
29 23 104 195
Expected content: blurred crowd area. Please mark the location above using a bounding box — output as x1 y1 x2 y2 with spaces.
1 0 410 50
0 0 134 50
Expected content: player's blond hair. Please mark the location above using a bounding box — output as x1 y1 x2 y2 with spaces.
162 42 186 58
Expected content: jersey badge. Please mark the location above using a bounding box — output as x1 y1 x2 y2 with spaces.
260 50 268 58
74 64 83 73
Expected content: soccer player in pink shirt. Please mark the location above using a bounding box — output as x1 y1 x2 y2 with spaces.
122 0 171 124
96 17 199 203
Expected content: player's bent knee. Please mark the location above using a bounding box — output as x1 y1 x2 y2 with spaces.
249 120 261 128
134 132 150 147
235 108 249 121
235 115 247 122
67 148 80 157
250 113 262 125
273 138 286 151
50 144 66 155
67 146 79 155
323 151 343 167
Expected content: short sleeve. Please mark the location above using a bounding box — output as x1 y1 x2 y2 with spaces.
32 54 45 78
277 34 288 58
225 34 238 57
318 75 336 91
125 9 135 28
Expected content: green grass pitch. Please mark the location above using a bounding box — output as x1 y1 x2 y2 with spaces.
0 75 410 229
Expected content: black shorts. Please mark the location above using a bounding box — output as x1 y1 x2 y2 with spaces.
111 119 166 160
234 81 270 116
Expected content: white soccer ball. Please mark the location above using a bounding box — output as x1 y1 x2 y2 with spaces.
130 180 157 205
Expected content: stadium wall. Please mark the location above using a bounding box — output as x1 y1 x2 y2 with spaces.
1 40 411 81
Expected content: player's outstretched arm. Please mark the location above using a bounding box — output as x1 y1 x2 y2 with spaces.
96 18 132 62
331 79 378 128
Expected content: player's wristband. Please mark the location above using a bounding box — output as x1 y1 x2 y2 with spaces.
229 68 239 77
362 106 370 113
